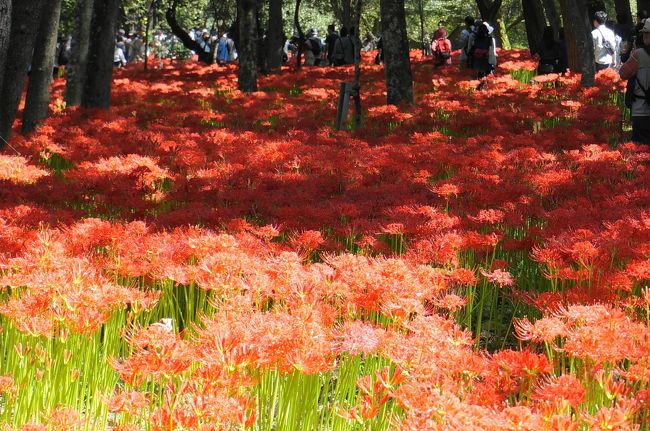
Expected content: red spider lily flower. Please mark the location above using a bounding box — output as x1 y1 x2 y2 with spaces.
480 268 515 287
532 374 586 407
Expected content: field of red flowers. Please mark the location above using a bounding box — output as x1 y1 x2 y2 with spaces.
0 50 648 430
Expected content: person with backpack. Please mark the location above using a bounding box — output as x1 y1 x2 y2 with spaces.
307 29 323 66
325 24 339 66
431 27 452 67
592 11 617 71
468 22 497 78
620 19 650 144
536 26 562 74
459 16 475 69
333 27 354 66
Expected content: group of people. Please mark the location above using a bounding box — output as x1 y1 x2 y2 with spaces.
191 29 237 64
428 17 498 79
284 25 357 67
113 30 146 67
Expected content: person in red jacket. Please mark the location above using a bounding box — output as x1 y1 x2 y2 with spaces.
432 27 452 67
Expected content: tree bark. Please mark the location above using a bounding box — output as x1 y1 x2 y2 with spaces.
165 4 213 64
0 0 12 99
613 0 632 26
559 0 594 86
542 0 561 38
237 0 258 92
65 0 93 107
23 0 63 133
266 0 283 71
475 0 506 46
293 0 304 70
82 0 119 109
522 0 546 55
495 12 511 49
380 0 413 105
0 0 45 144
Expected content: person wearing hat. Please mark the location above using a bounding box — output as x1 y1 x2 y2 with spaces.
198 29 212 55
431 26 452 67
619 19 650 144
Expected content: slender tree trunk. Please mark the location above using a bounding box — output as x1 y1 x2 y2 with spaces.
559 0 594 86
418 0 426 55
23 0 63 133
65 0 93 106
293 0 304 70
352 0 362 127
0 0 45 144
613 0 632 25
380 0 413 105
266 0 283 71
237 0 258 92
342 0 351 30
0 0 12 99
476 0 505 45
542 0 561 38
82 0 119 109
522 0 546 55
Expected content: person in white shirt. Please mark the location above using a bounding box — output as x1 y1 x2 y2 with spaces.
591 11 617 71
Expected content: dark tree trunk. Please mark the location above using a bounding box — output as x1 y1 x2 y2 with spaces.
559 0 594 86
542 0 561 38
266 0 283 71
0 0 45 144
418 0 426 54
342 0 351 29
475 0 504 45
65 0 93 106
293 0 304 70
613 0 632 26
380 0 413 105
0 0 12 99
165 5 213 64
640 0 650 16
82 0 119 109
23 0 63 133
237 0 258 92
522 0 547 55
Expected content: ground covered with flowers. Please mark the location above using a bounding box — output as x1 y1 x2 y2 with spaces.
0 50 648 430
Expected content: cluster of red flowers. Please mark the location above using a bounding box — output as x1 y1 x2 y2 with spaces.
0 50 648 430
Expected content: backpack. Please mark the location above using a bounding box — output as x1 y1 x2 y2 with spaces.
435 39 451 60
309 37 322 56
471 37 490 60
625 75 650 108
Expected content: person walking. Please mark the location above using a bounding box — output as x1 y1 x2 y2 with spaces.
592 11 617 71
459 16 476 69
620 19 650 144
468 22 497 78
537 26 562 74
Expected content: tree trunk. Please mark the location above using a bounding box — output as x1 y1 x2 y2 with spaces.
342 0 351 30
266 0 283 71
640 0 650 16
82 0 119 109
380 0 413 105
495 12 511 48
65 0 93 107
0 0 12 99
613 0 632 26
23 0 63 133
293 0 304 70
418 0 426 54
542 0 561 38
0 0 45 144
165 3 213 64
237 0 258 92
522 0 546 55
476 0 504 24
559 0 594 86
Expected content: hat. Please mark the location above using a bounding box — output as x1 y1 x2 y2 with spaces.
202 29 209 35
641 19 650 33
